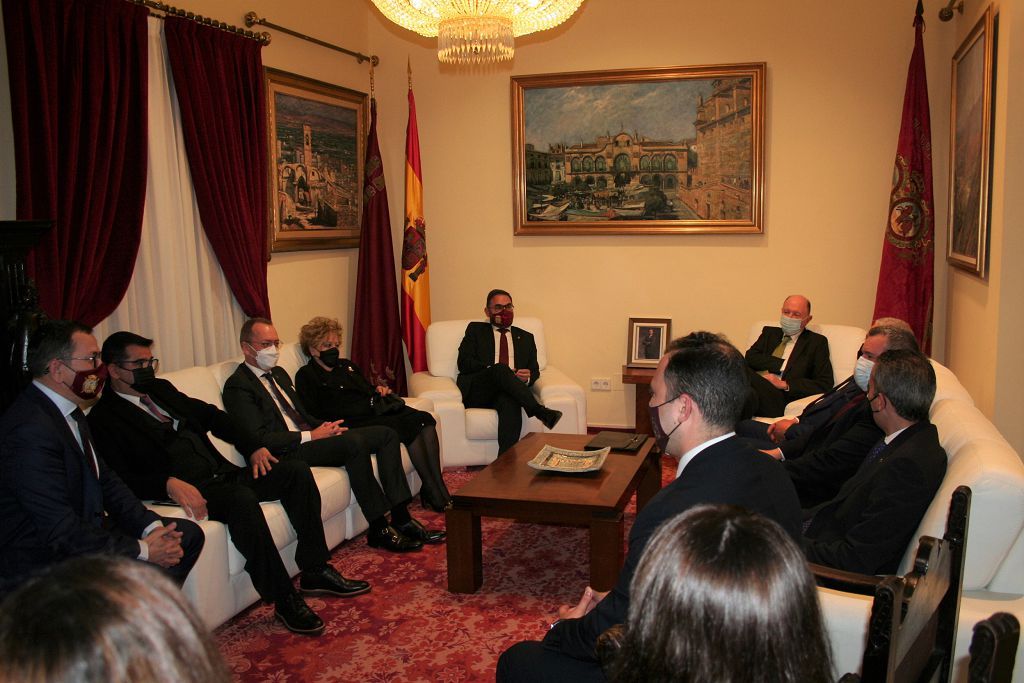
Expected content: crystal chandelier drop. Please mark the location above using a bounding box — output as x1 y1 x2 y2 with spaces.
370 0 587 65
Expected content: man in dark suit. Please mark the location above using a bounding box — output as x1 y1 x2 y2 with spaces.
496 332 802 682
89 331 370 636
222 318 443 555
457 289 562 454
745 294 834 417
0 321 202 595
803 349 947 575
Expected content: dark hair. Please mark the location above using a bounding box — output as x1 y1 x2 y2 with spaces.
239 317 274 344
27 320 92 378
872 349 935 422
0 557 230 683
662 331 747 430
485 289 512 308
101 331 154 366
609 505 833 683
866 325 920 353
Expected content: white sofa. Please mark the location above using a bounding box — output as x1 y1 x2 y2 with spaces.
751 322 1024 680
140 343 429 628
408 317 587 467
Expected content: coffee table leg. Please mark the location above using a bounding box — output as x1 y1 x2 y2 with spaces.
589 513 624 592
446 507 482 593
636 452 662 511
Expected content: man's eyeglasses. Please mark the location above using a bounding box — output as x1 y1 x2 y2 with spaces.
489 303 515 312
62 355 101 368
117 358 160 370
250 340 281 349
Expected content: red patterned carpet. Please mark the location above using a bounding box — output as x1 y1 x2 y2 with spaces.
214 460 674 682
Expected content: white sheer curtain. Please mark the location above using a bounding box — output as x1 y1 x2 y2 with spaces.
94 17 246 370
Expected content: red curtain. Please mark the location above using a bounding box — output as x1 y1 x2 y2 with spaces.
3 0 148 325
163 17 271 319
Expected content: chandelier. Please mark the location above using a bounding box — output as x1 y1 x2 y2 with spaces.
370 0 587 65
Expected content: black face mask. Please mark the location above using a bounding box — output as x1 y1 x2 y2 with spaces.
129 366 156 389
318 347 341 368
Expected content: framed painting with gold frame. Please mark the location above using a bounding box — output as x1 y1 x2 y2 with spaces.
946 7 995 276
512 63 765 236
265 68 367 253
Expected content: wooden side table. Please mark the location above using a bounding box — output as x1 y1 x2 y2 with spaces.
621 365 655 435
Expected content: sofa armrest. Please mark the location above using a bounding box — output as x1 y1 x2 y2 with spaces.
811 562 883 595
409 371 462 403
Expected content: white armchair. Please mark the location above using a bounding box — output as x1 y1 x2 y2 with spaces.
408 317 586 467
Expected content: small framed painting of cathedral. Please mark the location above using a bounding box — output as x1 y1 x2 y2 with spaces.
265 68 367 253
511 63 765 236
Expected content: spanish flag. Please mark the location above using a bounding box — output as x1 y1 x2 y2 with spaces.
401 82 431 372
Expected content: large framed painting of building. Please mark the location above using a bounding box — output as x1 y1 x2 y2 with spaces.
265 68 367 253
946 7 995 276
511 63 765 236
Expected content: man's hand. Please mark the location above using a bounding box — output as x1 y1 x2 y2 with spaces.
760 447 784 461
767 418 797 443
250 447 279 479
555 586 608 621
144 523 185 568
311 420 347 441
765 373 789 391
376 385 392 396
166 477 208 520
514 368 531 383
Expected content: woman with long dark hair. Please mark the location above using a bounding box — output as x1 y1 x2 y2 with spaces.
295 316 451 512
609 504 833 683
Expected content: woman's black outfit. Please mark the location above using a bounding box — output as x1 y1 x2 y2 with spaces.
295 358 451 511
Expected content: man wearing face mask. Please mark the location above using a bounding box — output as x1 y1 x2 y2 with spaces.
745 294 834 417
496 332 801 683
88 332 369 636
0 321 203 595
456 289 562 455
223 318 444 555
802 349 946 574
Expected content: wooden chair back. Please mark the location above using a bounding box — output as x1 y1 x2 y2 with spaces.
967 613 1020 683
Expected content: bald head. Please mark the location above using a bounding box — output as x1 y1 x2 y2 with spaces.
782 295 811 318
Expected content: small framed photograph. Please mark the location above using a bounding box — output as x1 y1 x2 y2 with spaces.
627 318 672 368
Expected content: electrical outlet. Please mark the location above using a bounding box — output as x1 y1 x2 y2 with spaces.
591 378 611 391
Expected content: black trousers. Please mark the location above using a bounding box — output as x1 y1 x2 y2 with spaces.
158 515 204 585
746 367 788 418
201 459 328 602
496 640 606 683
460 365 542 454
288 425 410 522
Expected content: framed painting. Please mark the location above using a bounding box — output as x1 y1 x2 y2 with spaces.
627 318 671 368
265 68 367 253
947 7 995 276
511 63 765 236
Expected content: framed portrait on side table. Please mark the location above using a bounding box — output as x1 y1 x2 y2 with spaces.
265 68 368 253
947 6 995 276
627 318 671 368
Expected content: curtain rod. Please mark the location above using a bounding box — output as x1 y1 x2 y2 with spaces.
130 0 271 45
244 12 379 67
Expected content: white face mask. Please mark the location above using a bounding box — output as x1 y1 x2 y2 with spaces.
854 356 875 392
250 344 279 371
779 316 803 337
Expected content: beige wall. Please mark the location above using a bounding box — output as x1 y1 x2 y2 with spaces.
2 1 1020 451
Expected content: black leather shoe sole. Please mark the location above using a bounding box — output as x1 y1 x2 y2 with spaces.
275 607 324 635
299 579 371 598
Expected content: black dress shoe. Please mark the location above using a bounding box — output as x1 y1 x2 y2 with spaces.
300 565 371 598
422 496 453 513
537 407 563 430
395 518 446 544
367 525 423 552
275 592 324 635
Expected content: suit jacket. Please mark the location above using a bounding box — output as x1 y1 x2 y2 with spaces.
804 421 947 575
745 326 834 400
543 436 802 662
779 377 863 454
456 321 539 396
0 384 159 590
87 379 259 500
222 364 324 458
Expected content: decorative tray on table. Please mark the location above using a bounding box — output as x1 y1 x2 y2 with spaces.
527 445 610 473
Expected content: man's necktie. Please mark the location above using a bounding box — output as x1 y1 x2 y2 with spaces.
861 439 888 468
772 335 791 359
69 408 99 479
263 373 312 430
139 394 172 423
498 329 510 366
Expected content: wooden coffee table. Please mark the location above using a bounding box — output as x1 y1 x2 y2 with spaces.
445 432 659 593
